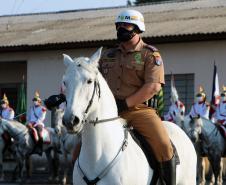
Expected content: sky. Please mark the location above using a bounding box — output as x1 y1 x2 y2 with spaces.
0 0 132 16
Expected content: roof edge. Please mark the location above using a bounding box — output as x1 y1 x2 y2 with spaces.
0 32 226 53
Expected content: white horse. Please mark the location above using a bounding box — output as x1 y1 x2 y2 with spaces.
189 116 225 185
61 48 197 185
0 118 61 182
52 107 80 185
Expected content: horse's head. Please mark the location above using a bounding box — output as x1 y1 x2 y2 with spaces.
188 115 203 143
52 108 65 135
62 48 102 133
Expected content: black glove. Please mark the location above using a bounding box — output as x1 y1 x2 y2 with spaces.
115 99 128 113
44 94 66 110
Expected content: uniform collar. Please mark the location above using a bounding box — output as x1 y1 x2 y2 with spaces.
118 37 144 53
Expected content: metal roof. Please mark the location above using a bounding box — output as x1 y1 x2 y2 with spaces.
0 0 226 50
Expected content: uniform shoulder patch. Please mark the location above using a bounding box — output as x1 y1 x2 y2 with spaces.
153 51 163 66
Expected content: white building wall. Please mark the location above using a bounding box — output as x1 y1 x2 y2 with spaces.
0 40 225 125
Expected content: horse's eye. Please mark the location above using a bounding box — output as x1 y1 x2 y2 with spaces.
87 79 92 84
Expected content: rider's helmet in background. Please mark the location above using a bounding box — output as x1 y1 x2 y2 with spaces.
32 91 42 103
1 93 9 105
196 86 206 103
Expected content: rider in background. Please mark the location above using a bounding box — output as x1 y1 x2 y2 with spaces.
213 86 226 129
164 84 185 123
100 9 178 185
188 86 210 119
27 91 47 154
0 94 15 120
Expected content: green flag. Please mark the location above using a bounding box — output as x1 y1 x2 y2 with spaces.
16 80 26 124
156 87 164 118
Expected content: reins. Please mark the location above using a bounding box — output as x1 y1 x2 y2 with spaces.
74 72 129 185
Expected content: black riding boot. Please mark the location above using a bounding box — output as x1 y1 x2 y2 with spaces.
37 138 43 156
159 153 177 185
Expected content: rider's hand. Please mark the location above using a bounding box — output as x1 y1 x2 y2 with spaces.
44 94 66 110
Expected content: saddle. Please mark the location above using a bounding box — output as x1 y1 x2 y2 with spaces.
29 127 51 144
29 127 51 156
129 129 180 185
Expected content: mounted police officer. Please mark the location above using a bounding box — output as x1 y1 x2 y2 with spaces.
100 9 178 185
44 9 178 185
0 94 15 120
27 91 46 154
189 86 210 119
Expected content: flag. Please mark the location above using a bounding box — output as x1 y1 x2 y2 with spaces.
170 73 179 102
156 87 164 118
16 76 26 124
209 62 220 119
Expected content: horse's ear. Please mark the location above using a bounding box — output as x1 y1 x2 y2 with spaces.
89 47 103 67
63 54 74 67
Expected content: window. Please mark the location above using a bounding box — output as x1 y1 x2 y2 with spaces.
163 74 194 114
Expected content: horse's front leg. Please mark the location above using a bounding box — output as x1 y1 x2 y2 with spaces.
209 156 222 185
45 148 54 182
62 152 68 185
25 156 32 182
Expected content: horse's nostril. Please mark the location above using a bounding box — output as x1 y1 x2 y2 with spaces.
73 116 80 125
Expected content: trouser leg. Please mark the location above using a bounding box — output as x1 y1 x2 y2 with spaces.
121 106 176 185
121 106 173 162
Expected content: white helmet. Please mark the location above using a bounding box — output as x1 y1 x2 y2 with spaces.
115 9 145 32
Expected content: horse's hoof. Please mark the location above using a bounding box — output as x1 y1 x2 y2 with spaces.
62 178 67 185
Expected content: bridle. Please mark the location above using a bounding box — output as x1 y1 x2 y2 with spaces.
70 64 128 185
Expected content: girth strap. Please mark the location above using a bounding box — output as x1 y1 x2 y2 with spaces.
83 176 100 185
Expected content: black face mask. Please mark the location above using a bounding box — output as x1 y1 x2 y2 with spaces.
117 27 136 42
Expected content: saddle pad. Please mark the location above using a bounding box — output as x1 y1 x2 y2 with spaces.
42 129 51 144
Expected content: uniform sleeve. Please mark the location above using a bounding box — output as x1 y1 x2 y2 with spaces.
203 105 210 119
9 109 15 120
144 51 165 84
37 107 46 124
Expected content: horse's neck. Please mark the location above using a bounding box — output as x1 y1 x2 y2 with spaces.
201 119 216 141
6 121 27 137
80 77 125 168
